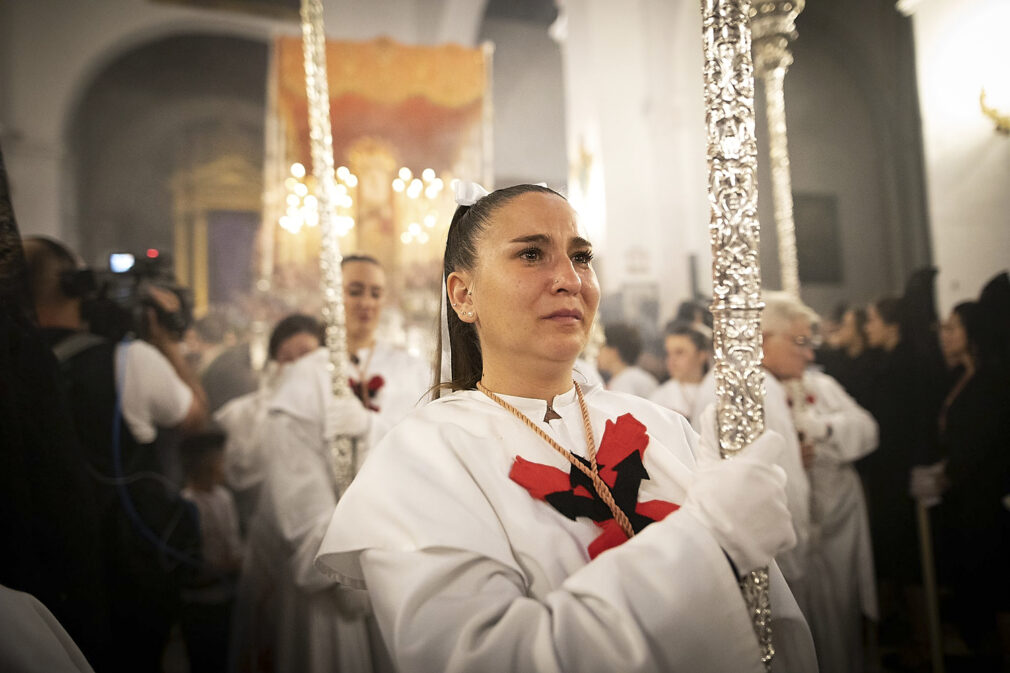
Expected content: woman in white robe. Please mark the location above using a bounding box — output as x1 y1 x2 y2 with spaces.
315 183 817 672
230 258 430 673
215 313 326 531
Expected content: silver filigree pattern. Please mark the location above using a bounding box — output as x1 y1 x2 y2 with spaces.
300 0 356 492
700 0 773 667
751 0 804 297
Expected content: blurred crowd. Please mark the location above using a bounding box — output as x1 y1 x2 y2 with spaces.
595 269 1010 672
1 140 1007 672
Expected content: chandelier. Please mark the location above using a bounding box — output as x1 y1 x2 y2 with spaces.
279 161 357 236
392 166 447 245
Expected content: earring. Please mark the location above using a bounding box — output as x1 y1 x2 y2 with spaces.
465 311 474 318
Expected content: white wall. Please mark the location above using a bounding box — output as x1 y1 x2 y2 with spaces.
909 0 1010 314
557 0 711 326
479 17 567 188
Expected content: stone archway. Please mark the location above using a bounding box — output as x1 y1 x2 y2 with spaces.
67 33 269 314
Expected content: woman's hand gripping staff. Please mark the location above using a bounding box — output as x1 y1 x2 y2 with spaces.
685 407 797 576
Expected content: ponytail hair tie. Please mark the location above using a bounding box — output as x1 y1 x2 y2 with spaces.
454 181 490 207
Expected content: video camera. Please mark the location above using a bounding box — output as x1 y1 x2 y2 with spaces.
72 251 194 343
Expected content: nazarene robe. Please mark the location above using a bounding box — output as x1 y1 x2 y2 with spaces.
316 384 817 673
231 346 430 673
792 369 878 673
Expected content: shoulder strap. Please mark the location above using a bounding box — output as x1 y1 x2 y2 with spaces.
52 332 107 363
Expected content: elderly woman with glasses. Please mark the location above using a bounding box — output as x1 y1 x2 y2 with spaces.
763 292 880 673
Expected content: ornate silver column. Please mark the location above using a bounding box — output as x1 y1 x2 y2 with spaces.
751 0 804 296
300 0 356 493
700 0 772 667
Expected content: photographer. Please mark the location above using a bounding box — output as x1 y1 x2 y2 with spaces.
23 236 208 673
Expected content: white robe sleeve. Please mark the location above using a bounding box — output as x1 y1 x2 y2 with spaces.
0 586 95 673
261 412 337 593
808 372 878 464
359 512 791 673
215 390 267 491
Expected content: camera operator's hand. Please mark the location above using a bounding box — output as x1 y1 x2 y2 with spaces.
141 284 208 432
144 285 181 347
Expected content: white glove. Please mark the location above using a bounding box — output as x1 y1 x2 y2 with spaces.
909 462 945 507
793 409 830 444
324 396 371 439
683 430 797 576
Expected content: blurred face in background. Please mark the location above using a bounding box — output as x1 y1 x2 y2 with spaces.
833 309 864 351
664 334 708 383
274 331 321 365
763 317 816 381
939 310 968 368
343 260 386 344
864 304 899 349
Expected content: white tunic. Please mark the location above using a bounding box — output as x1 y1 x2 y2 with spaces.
215 366 283 493
231 346 430 673
607 365 659 398
649 379 701 421
316 385 817 673
0 586 95 673
796 369 878 673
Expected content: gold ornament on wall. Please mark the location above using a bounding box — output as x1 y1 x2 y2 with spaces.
980 88 1010 135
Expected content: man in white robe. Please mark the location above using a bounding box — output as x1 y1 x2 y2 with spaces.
692 369 813 621
792 367 878 673
724 291 878 673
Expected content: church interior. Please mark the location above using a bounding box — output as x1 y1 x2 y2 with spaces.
1 1 1008 672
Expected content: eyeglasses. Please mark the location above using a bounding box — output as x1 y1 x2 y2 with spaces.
787 334 822 350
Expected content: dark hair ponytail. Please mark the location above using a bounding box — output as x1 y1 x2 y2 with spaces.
432 183 564 397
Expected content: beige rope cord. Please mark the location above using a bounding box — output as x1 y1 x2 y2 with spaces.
476 380 636 540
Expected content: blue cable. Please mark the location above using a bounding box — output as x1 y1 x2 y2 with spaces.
112 337 203 569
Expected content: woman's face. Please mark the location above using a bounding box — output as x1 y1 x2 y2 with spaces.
834 309 861 349
457 192 600 373
864 304 888 348
939 310 968 365
275 331 320 365
664 334 707 383
343 260 386 342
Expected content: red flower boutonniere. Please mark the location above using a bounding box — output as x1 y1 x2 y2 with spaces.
349 375 384 411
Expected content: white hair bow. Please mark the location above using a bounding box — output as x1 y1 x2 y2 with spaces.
454 181 490 206
453 181 551 207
